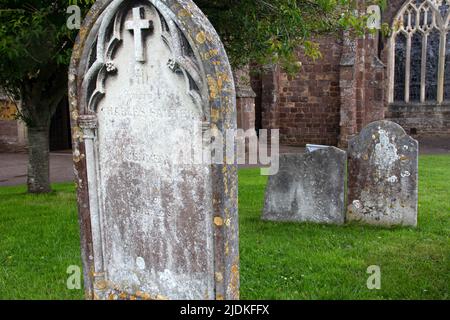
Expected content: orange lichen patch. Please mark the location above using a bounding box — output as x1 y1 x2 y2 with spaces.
69 99 78 111
215 272 224 282
214 216 224 226
72 126 84 142
74 28 88 51
177 8 192 17
94 279 108 290
186 2 197 12
228 258 240 299
211 109 220 123
71 110 79 121
108 293 118 300
132 290 168 300
231 264 239 277
217 72 231 85
217 77 224 92
202 49 219 60
207 75 219 99
223 168 229 194
196 31 206 44
217 73 230 91
119 292 127 300
106 288 168 301
73 151 85 163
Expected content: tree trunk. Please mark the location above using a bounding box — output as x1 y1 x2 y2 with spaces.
27 126 51 193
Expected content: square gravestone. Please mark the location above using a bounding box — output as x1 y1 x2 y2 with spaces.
69 0 238 300
262 147 346 224
347 120 418 227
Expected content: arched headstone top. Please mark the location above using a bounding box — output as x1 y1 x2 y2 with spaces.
69 0 235 127
349 120 418 160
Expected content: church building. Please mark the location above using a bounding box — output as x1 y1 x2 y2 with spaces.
1 0 449 152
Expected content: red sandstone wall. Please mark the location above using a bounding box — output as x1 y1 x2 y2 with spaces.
278 36 343 146
252 36 343 147
0 120 24 152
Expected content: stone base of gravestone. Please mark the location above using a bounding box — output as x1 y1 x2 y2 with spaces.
262 147 346 224
347 120 418 227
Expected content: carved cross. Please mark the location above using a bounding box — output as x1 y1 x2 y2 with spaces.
125 7 153 63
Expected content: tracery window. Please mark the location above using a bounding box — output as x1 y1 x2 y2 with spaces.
388 0 450 104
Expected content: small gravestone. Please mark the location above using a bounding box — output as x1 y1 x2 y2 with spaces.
69 0 238 300
262 147 346 224
347 120 418 227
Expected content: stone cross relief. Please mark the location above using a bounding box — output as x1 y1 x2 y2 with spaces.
125 7 153 63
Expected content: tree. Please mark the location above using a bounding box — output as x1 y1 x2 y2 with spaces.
0 0 378 193
0 1 91 193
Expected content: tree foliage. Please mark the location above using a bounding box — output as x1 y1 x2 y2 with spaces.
197 0 388 73
0 0 90 125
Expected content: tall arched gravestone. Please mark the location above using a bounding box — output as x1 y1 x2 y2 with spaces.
347 121 418 227
69 0 238 300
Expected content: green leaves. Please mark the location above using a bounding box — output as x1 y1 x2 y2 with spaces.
197 0 373 72
0 2 74 89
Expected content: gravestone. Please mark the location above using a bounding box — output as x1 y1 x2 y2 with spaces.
347 120 418 227
262 147 346 224
69 0 238 300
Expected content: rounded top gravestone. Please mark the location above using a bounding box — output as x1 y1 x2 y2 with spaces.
69 0 238 300
347 120 418 227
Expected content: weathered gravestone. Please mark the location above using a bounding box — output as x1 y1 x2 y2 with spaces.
347 120 418 227
69 0 238 300
262 147 346 224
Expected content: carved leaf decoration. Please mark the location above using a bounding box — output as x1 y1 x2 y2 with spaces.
81 0 206 115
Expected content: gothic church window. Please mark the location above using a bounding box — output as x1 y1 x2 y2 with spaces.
389 0 450 104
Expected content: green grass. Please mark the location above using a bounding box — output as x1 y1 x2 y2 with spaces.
0 155 449 299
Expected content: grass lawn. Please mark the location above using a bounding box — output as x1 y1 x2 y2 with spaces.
0 155 449 300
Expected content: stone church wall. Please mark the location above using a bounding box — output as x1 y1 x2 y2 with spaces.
0 97 26 152
251 36 343 146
